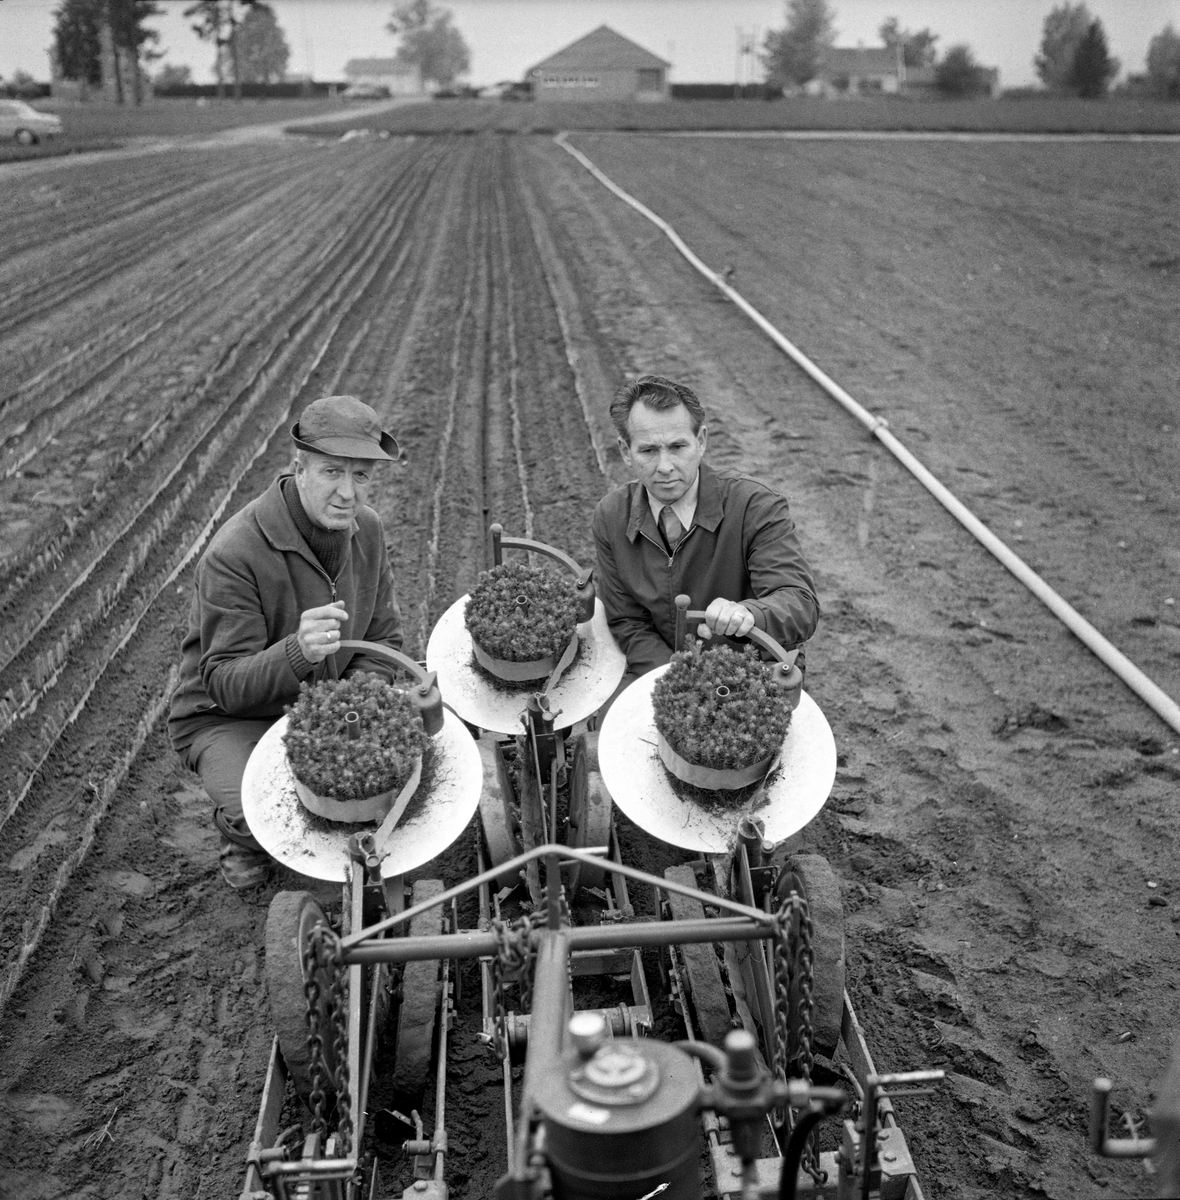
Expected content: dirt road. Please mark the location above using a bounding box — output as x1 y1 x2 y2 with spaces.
0 129 1176 1200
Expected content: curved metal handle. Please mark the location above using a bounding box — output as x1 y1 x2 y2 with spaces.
336 640 443 736
490 523 596 622
673 594 800 668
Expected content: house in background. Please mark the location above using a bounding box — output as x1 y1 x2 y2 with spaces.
527 25 669 102
808 46 1000 99
808 47 900 97
343 58 423 96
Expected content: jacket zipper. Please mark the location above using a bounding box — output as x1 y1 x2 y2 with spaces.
307 563 340 679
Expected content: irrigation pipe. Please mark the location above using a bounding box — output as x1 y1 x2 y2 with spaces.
554 133 1180 738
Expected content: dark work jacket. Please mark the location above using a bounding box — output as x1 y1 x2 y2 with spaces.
168 474 403 752
592 462 819 676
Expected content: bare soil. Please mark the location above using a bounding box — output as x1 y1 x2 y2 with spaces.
0 125 1177 1200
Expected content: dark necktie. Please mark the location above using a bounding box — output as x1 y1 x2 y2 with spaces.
658 504 684 553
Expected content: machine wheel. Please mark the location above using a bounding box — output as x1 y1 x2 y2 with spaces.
478 739 521 890
390 879 445 1109
15 129 37 146
265 890 342 1104
566 731 612 894
665 865 733 1048
777 854 846 1060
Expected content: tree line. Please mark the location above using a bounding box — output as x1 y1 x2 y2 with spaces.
51 0 291 102
763 0 1180 100
46 0 469 103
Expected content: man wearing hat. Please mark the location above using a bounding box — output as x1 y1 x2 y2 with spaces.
169 396 404 888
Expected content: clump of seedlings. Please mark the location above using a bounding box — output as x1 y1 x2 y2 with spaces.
464 559 580 665
652 642 791 778
284 674 427 803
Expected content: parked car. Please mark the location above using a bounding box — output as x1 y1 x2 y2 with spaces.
341 83 391 102
0 99 63 144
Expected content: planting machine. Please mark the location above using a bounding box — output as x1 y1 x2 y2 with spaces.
239 529 941 1200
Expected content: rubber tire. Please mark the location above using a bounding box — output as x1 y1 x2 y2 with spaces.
390 879 445 1109
777 854 846 1060
566 731 612 893
265 890 342 1104
478 740 521 890
15 129 37 146
665 864 733 1048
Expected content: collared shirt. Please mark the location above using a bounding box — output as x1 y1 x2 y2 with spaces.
644 471 700 536
593 462 819 676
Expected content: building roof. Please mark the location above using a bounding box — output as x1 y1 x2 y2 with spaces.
344 58 416 78
528 25 669 76
819 47 898 77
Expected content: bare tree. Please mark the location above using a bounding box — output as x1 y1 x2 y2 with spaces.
186 0 258 99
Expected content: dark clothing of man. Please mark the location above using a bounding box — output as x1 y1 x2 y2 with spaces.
592 462 819 676
169 473 403 761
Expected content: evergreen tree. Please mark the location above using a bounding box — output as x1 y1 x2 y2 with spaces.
53 0 103 88
52 0 159 101
1068 20 1118 98
762 0 837 89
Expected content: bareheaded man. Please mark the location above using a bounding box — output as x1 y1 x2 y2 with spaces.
169 395 404 888
592 374 819 680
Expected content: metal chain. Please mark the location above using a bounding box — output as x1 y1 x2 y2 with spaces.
303 923 353 1156
490 912 538 1058
772 890 825 1186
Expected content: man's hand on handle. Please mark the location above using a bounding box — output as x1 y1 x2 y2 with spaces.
698 598 756 641
298 602 349 663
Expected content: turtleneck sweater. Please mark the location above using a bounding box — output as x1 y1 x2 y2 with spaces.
281 476 349 581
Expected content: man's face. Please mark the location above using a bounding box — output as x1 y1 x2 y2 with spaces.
295 454 376 531
619 401 707 505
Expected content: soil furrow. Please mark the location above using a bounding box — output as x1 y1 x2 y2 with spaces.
0 145 448 820
0 157 374 448
0 146 317 338
0 145 441 689
0 151 274 253
0 154 410 586
0 164 452 1013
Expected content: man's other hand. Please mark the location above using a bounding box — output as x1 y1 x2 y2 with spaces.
298 603 349 663
698 599 756 640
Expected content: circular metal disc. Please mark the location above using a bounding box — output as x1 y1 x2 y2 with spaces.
425 596 626 735
597 667 836 853
241 709 482 881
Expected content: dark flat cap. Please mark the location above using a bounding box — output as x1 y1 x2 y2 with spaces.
291 395 399 461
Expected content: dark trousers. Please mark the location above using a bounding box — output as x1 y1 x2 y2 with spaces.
183 718 275 827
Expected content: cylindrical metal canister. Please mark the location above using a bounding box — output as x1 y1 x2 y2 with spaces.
533 1038 701 1200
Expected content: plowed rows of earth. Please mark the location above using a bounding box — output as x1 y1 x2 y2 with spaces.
0 125 1176 1200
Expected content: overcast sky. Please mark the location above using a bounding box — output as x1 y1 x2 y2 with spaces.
2 0 1176 89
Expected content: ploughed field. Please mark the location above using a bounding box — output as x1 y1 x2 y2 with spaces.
0 127 1177 1200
